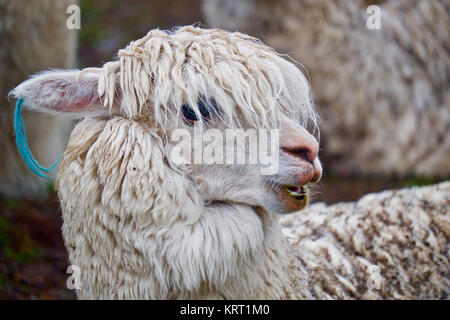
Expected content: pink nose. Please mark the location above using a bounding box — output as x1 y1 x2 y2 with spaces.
281 145 317 164
312 158 322 183
281 131 322 183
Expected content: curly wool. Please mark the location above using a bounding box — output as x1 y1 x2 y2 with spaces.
96 26 318 134
280 182 450 299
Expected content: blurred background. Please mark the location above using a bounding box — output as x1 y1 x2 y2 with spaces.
0 0 448 299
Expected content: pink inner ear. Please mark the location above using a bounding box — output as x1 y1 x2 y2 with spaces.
12 70 109 115
41 77 103 112
72 96 102 111
52 93 102 112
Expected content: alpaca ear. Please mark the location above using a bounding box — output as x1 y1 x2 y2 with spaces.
9 69 114 117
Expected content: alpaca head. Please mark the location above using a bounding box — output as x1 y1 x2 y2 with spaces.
10 26 321 215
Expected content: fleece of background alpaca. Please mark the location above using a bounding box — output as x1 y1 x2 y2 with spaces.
0 0 77 198
203 0 450 177
281 182 450 299
10 26 448 300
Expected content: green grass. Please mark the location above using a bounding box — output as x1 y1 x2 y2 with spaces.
0 271 7 287
401 177 441 188
0 196 19 209
0 217 41 263
46 180 57 194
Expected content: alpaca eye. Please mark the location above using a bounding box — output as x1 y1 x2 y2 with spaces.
181 104 199 122
181 99 217 124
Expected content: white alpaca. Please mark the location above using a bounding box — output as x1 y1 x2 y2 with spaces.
0 0 77 198
10 26 448 299
203 0 450 177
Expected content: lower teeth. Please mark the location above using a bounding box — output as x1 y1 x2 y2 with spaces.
284 186 308 199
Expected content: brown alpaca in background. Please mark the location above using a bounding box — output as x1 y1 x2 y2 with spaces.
203 0 450 177
280 181 449 299
0 0 77 198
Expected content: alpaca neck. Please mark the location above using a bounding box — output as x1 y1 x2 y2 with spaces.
214 208 311 300
255 208 312 299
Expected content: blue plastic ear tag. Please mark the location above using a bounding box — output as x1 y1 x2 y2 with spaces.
14 98 61 178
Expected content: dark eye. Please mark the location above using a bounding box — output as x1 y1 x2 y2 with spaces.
181 99 218 124
181 104 199 122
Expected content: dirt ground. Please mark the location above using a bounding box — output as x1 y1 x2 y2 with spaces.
0 192 74 299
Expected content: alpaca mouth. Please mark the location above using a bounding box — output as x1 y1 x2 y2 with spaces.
283 185 309 209
284 185 308 202
271 183 310 211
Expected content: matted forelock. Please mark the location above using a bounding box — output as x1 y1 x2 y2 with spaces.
97 26 318 134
